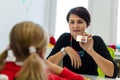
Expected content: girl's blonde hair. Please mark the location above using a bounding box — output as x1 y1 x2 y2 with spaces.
17 53 48 80
0 21 48 80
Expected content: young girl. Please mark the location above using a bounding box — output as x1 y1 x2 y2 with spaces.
0 21 85 80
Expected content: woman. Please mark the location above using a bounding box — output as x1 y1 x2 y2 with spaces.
0 21 85 80
47 6 118 78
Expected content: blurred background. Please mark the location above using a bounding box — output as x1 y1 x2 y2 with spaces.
0 0 120 52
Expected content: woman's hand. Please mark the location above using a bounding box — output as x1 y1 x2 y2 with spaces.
65 46 82 68
79 34 94 55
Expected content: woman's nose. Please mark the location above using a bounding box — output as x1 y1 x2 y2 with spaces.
74 23 79 28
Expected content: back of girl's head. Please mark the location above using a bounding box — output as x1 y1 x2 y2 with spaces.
12 21 48 80
10 21 48 59
0 21 48 80
66 6 91 26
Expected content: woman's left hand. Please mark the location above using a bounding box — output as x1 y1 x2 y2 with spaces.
79 34 94 54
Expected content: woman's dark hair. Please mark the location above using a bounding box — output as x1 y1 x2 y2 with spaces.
66 6 91 26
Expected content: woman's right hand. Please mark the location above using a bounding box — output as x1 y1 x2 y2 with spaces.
65 46 82 69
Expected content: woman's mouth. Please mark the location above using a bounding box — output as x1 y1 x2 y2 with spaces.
73 30 80 32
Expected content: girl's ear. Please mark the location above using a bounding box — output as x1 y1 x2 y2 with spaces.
38 47 46 59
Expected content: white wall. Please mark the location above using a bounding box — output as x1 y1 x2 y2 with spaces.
88 0 118 44
0 0 118 53
44 0 57 36
54 0 118 44
0 0 46 52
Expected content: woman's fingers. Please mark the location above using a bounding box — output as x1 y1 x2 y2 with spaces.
71 57 74 67
70 56 82 69
75 57 82 69
67 47 82 69
73 57 77 68
77 57 82 68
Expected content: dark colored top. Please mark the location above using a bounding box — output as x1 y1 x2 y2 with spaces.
0 61 85 80
47 33 118 78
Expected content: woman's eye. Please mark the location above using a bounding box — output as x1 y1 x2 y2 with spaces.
78 21 83 24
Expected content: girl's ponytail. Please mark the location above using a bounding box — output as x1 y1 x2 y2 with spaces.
0 50 8 70
16 47 48 80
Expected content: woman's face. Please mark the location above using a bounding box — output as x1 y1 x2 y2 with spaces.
68 14 87 39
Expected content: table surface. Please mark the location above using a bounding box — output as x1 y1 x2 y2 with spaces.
114 52 120 62
81 74 119 80
114 52 120 78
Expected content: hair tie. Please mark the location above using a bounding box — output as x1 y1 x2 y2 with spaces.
29 46 36 53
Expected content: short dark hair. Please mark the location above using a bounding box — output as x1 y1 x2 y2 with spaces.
66 6 91 26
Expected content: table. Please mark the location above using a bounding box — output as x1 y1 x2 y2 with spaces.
114 52 120 77
114 52 120 62
81 74 119 80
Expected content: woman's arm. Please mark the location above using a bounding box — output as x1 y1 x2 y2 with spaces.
47 46 82 68
47 51 65 65
47 33 67 65
79 34 116 77
88 50 114 77
47 33 82 68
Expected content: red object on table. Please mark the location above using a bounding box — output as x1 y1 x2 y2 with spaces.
50 36 56 45
108 44 116 50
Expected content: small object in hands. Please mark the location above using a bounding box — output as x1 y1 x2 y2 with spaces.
76 35 87 43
